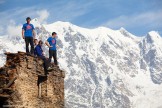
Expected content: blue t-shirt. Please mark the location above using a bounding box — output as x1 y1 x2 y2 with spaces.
34 45 43 56
22 23 35 37
47 37 57 50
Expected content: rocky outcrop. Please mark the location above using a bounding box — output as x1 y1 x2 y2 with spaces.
0 51 65 108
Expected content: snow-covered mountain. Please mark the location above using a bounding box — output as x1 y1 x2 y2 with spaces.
0 18 162 108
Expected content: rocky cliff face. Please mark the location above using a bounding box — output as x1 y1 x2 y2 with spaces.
0 52 65 108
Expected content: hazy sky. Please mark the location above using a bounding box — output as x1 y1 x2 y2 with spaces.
0 0 162 36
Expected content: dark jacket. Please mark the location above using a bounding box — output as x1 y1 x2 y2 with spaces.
34 45 43 57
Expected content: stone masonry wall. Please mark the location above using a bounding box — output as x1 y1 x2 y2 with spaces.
0 52 65 108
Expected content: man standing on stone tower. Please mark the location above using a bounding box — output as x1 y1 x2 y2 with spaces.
22 17 35 55
45 32 58 65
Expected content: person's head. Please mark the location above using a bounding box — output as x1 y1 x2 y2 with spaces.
34 39 38 45
38 40 43 46
26 17 31 24
52 32 57 38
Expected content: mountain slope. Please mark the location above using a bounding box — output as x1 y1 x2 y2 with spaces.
0 19 162 108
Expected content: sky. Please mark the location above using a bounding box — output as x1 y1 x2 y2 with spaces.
0 0 161 36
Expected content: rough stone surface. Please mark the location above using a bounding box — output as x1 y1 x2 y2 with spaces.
0 51 65 108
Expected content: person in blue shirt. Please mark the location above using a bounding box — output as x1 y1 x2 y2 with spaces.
22 17 35 55
45 32 58 65
35 40 51 75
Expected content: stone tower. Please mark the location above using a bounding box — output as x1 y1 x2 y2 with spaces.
0 52 65 108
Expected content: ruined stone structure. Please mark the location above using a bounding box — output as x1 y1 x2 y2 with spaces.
0 52 65 108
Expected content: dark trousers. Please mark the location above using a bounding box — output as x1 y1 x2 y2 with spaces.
39 56 50 74
25 37 34 54
49 49 57 65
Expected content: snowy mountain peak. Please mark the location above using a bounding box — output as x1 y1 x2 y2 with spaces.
145 31 161 44
47 21 72 28
148 31 161 39
119 27 131 35
119 27 127 32
53 21 72 26
148 31 160 36
118 27 138 40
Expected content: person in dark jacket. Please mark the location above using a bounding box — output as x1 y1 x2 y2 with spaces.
34 40 44 57
35 40 51 75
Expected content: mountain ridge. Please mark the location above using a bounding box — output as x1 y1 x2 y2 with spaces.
0 19 162 108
